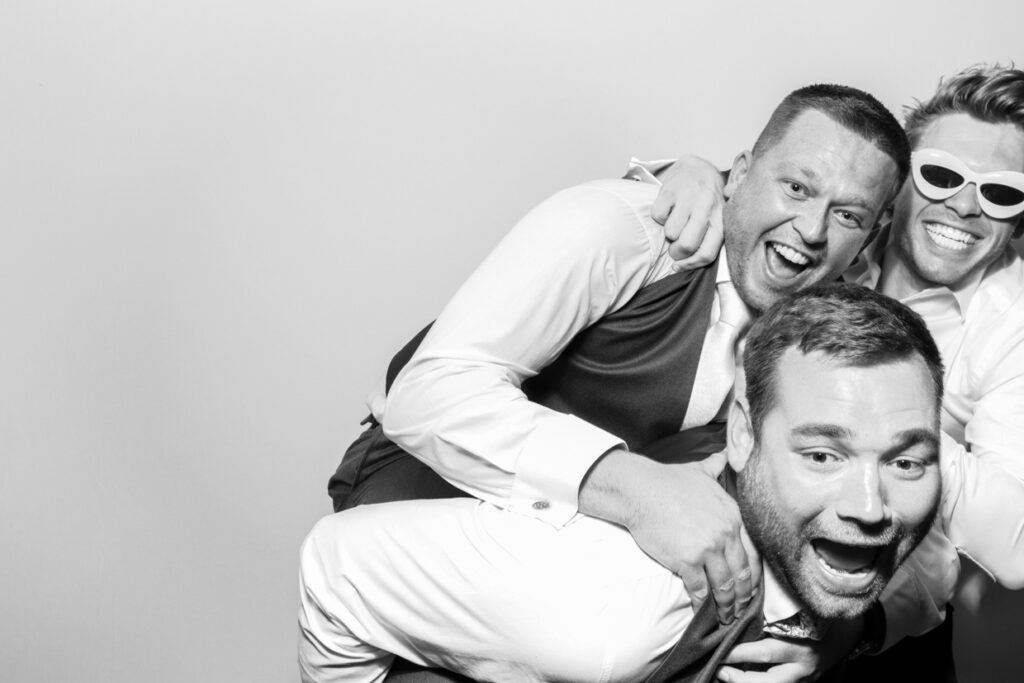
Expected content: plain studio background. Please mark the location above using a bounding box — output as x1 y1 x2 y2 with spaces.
2 1 1022 681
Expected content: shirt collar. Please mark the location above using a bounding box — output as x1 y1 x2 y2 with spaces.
761 563 800 625
845 224 983 319
624 157 675 185
716 250 732 286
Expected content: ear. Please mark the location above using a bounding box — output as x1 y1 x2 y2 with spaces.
726 395 756 472
723 150 752 200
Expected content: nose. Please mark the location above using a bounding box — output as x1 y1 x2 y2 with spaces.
945 182 982 218
793 203 829 246
835 463 891 528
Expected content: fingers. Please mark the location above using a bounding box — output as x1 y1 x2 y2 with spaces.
650 186 677 231
677 564 709 615
704 553 738 624
673 200 725 271
666 209 705 262
717 664 798 683
721 639 795 666
708 524 756 624
730 564 755 616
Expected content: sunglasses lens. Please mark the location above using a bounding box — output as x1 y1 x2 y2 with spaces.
920 164 964 190
980 183 1024 208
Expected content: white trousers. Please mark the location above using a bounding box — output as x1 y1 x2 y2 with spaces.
298 499 694 683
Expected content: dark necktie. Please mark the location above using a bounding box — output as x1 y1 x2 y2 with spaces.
645 583 765 683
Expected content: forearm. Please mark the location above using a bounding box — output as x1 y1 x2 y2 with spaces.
384 181 665 524
577 448 655 527
386 370 622 524
941 430 1024 586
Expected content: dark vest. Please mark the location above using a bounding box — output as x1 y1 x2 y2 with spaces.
385 259 720 452
329 259 721 510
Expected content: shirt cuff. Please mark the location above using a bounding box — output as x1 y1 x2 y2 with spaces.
509 414 624 527
624 157 677 185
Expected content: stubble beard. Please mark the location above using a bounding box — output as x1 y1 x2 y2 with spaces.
735 448 931 621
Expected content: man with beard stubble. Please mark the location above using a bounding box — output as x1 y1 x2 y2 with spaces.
299 284 944 683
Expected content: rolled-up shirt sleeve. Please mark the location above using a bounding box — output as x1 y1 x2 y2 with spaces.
383 181 671 526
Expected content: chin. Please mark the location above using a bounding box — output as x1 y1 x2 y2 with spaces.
731 274 770 315
800 587 879 621
777 545 893 622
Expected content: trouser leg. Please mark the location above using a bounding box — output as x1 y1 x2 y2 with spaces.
299 523 395 683
298 498 691 682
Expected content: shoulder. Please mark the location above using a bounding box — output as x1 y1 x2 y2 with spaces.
509 179 668 269
531 179 660 230
972 247 1024 321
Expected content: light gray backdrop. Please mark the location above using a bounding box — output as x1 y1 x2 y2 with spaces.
2 1 1021 681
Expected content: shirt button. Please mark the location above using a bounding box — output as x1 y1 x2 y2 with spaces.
532 500 551 511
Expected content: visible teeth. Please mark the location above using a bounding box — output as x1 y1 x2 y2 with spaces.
813 539 878 574
819 556 870 575
771 243 809 266
924 222 977 251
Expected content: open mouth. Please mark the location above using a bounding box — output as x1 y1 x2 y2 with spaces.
811 539 882 592
765 241 812 279
923 222 978 252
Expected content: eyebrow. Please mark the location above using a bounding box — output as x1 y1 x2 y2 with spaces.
789 424 939 455
883 429 940 458
791 423 851 440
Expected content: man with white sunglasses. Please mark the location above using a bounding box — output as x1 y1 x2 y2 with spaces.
648 63 1024 681
840 63 1024 680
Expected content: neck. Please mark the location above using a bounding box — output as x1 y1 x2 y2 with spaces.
877 234 930 301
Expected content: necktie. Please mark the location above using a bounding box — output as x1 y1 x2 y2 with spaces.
763 610 826 641
645 583 765 683
686 281 750 428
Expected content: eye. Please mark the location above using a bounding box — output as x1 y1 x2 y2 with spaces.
785 181 808 197
802 451 841 470
889 457 927 480
834 210 864 229
920 164 964 190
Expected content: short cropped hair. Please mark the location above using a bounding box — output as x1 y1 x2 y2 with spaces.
751 84 910 202
904 63 1024 148
743 283 944 437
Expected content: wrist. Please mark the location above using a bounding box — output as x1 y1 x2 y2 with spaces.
578 448 654 528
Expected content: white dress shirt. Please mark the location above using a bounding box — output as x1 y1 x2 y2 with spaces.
368 177 748 527
848 232 1024 584
299 497 805 683
846 230 1024 644
626 156 1024 646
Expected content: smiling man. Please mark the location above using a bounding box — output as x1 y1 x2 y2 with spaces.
326 86 909 652
642 64 1024 681
735 296 944 624
840 64 1024 680
720 103 899 314
300 284 943 682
